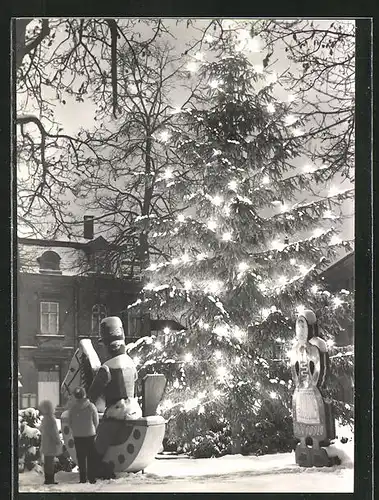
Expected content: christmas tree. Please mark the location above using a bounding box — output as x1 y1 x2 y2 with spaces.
127 30 354 457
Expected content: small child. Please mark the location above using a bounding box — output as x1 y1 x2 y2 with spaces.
39 400 62 485
68 387 99 484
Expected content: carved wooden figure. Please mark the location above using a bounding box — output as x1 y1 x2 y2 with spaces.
291 309 337 467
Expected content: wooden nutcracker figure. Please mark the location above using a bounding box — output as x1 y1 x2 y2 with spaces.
291 309 337 467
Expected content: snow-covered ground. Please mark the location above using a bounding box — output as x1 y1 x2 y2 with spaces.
19 440 354 493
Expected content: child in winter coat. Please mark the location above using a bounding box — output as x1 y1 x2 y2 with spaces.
68 386 99 483
39 400 62 485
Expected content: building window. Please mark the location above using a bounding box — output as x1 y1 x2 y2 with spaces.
37 251 62 274
40 302 59 334
21 393 37 409
92 304 107 335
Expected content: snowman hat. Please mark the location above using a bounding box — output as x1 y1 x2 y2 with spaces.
99 316 125 347
299 309 317 325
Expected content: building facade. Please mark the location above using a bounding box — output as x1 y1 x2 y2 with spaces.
17 224 143 413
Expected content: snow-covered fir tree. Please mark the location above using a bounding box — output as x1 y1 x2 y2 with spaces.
127 30 354 457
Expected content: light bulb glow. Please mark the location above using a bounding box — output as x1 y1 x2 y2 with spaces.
333 297 343 308
171 257 180 265
299 265 308 275
182 253 190 263
222 232 233 241
177 214 185 222
155 341 163 350
278 275 287 285
290 258 296 266
326 339 335 348
160 131 171 143
163 327 170 335
270 391 278 399
215 350 222 359
196 253 207 261
209 79 222 89
296 305 306 315
238 262 249 272
261 308 271 319
311 285 319 294
207 220 218 231
212 195 223 206
228 180 238 191
164 168 173 179
207 280 223 295
184 352 193 362
262 176 270 185
258 283 267 292
184 280 192 290
266 103 275 113
217 366 228 378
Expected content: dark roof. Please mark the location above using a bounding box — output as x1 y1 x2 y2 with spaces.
321 251 354 276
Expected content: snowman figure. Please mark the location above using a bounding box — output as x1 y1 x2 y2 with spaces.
291 309 337 467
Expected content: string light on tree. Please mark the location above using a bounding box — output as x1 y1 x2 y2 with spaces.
160 131 172 143
171 257 180 265
262 176 270 185
238 262 249 273
311 284 319 294
207 219 218 231
184 352 193 363
270 391 278 399
177 214 185 223
182 253 190 263
222 231 233 241
184 280 193 291
163 327 170 335
296 305 306 315
290 258 296 266
164 168 173 179
209 79 222 89
333 297 343 308
228 180 238 191
211 194 224 206
266 103 275 114
326 339 335 348
196 253 207 261
215 350 222 359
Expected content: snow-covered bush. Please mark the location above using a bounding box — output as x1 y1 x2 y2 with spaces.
18 407 75 473
18 408 42 472
186 431 232 458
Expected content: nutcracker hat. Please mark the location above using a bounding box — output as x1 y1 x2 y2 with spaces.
99 316 125 347
300 309 317 325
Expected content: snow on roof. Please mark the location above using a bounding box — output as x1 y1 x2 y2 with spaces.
18 243 87 276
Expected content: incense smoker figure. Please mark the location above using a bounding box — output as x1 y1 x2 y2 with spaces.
290 309 337 467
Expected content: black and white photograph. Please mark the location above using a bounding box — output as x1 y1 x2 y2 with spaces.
14 17 364 493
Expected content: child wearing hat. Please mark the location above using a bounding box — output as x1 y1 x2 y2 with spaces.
68 386 99 483
39 400 62 485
